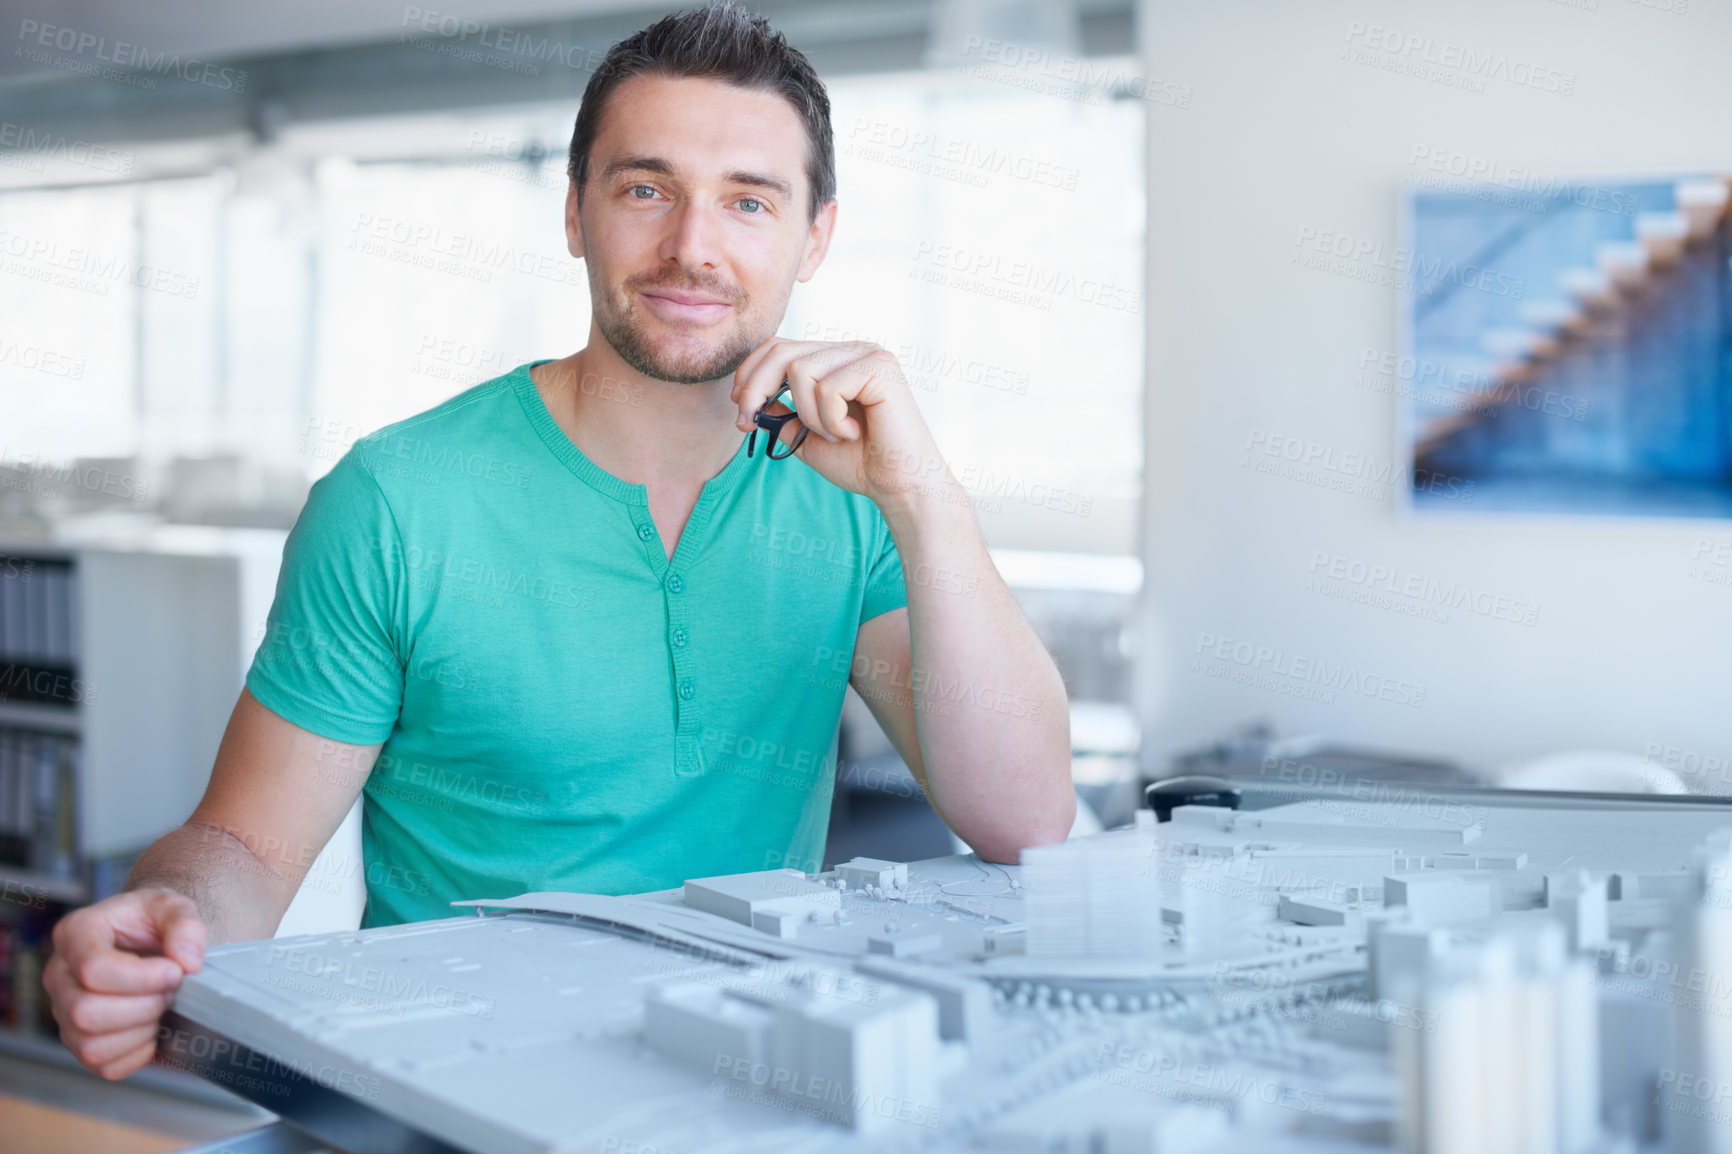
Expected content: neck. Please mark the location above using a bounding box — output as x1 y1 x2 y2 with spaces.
533 335 746 488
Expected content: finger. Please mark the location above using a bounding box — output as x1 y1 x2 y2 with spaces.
823 393 862 443
82 1024 164 1079
97 1045 161 1082
109 889 205 973
55 1016 152 1072
53 912 181 994
734 342 811 431
56 910 186 994
734 340 878 431
78 950 184 996
731 337 810 418
63 989 177 1036
42 951 73 1002
810 352 899 443
97 1044 161 1082
808 372 862 443
782 358 834 443
787 345 881 442
729 337 787 404
828 350 904 411
150 898 207 974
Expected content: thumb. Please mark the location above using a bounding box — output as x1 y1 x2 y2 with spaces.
135 890 207 974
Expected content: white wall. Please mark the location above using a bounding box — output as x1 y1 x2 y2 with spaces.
1135 0 1732 779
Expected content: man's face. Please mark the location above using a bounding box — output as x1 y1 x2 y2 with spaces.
570 74 834 384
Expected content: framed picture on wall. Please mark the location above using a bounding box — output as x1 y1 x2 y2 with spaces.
1398 172 1731 517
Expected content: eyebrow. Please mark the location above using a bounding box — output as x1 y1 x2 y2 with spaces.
600 154 794 201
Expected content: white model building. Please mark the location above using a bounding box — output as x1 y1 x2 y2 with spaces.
1393 921 1599 1154
1663 829 1732 1154
644 964 943 1135
684 868 843 938
160 796 1732 1154
1021 820 1161 957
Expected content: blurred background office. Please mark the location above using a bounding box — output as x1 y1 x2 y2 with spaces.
0 0 1728 1147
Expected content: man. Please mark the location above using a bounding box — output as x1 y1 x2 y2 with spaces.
45 1 1073 1081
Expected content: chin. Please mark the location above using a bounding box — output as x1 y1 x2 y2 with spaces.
644 335 759 385
635 347 747 385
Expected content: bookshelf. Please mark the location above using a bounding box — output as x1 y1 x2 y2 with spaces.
0 526 285 1038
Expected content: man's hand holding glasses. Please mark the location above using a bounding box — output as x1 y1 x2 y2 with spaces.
731 338 954 521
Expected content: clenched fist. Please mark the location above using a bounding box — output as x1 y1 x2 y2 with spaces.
43 887 206 1079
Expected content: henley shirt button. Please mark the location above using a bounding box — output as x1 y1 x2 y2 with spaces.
678 679 695 700
672 629 688 647
636 524 654 541
667 574 685 594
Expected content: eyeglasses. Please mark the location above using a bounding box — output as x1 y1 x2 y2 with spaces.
747 380 809 461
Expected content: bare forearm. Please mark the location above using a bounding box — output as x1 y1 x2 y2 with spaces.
879 482 1074 861
126 822 299 945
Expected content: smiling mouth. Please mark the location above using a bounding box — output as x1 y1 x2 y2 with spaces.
639 289 736 322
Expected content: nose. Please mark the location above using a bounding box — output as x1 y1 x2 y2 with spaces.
658 198 723 272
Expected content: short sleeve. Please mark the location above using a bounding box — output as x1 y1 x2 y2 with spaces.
858 505 908 624
245 450 407 745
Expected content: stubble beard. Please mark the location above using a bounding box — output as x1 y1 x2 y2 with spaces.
595 271 761 385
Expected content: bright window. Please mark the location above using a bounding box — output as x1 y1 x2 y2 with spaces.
1 66 1145 554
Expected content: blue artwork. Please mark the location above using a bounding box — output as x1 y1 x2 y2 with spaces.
1404 174 1731 517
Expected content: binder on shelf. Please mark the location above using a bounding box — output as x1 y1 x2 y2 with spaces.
0 558 79 706
0 563 25 662
0 731 25 865
0 726 80 875
0 730 16 841
54 742 79 880
7 731 26 833
0 559 76 669
63 565 80 664
21 569 46 664
42 566 72 665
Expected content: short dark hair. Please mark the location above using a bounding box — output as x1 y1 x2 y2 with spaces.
566 2 835 223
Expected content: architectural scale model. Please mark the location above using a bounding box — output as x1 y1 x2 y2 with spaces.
159 795 1732 1153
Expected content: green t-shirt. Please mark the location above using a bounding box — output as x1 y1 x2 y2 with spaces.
246 360 907 926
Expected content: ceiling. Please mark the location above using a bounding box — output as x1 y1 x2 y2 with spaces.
0 0 1134 183
0 0 677 84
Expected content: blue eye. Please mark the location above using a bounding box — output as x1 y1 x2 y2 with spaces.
629 185 656 199
738 198 763 213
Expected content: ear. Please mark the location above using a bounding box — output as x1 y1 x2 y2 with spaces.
794 198 838 284
565 179 585 260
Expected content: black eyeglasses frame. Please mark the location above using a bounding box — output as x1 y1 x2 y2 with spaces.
747 381 809 461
